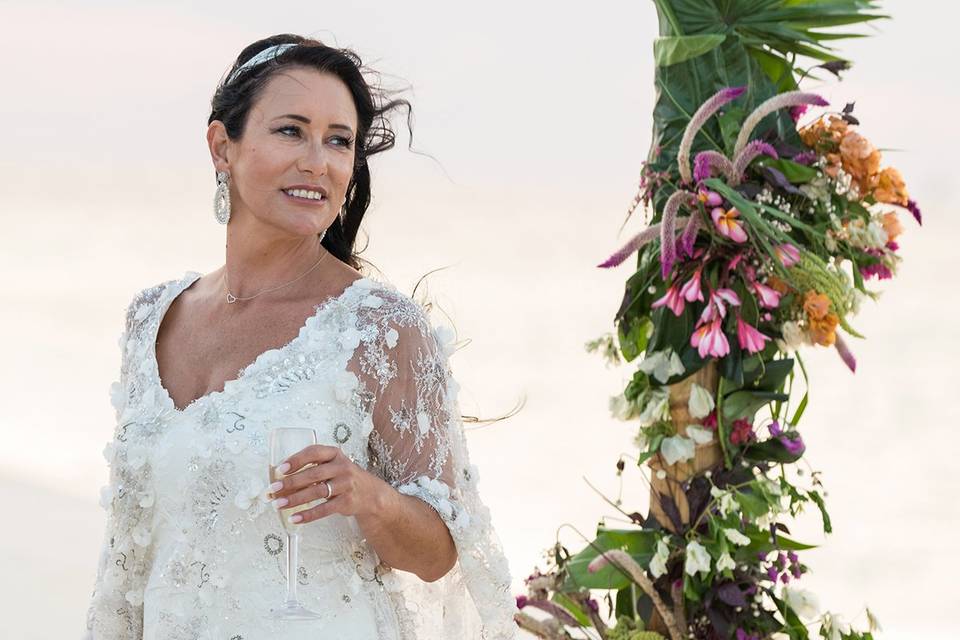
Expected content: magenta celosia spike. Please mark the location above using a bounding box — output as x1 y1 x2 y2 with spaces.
734 91 828 157
677 86 747 184
693 150 737 183
597 216 689 268
732 141 779 183
680 209 702 257
660 190 694 278
834 333 857 373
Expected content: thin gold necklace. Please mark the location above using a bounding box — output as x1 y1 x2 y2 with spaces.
223 250 330 304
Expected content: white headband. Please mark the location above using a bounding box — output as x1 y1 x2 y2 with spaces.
226 43 297 84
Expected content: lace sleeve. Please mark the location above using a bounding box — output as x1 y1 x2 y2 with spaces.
346 283 519 638
83 290 156 639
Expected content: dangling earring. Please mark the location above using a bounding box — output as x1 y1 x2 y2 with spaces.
339 202 347 225
214 170 231 224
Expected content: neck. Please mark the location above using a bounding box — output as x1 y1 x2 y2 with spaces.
222 214 330 299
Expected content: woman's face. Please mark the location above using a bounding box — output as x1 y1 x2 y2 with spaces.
208 66 358 237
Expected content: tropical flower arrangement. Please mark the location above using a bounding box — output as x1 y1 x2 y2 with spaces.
512 2 917 640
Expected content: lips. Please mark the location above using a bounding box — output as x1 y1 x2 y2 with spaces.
282 188 327 203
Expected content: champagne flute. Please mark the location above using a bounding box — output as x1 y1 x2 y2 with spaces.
268 427 324 620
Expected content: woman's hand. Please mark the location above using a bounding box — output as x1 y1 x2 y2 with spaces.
267 445 387 525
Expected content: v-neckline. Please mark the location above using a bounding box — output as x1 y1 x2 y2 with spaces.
150 270 370 415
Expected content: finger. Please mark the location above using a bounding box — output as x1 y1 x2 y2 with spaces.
270 459 339 498
281 444 340 475
277 475 339 510
288 494 345 525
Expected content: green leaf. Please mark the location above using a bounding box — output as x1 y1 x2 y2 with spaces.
723 390 789 421
743 438 804 463
564 529 658 590
807 489 833 534
618 316 652 363
655 34 728 66
550 592 591 627
755 157 819 183
789 390 809 425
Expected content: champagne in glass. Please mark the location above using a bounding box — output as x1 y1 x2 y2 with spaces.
268 427 324 621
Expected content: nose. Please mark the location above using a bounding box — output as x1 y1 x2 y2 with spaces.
297 139 328 176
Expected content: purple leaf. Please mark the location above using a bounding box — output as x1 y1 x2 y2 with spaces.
717 582 748 607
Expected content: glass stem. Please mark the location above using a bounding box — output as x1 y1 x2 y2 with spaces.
285 531 300 603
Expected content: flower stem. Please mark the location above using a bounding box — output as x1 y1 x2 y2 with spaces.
716 375 732 469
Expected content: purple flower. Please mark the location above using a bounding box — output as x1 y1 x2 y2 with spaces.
516 595 528 609
780 434 805 456
766 566 778 582
768 420 783 437
787 551 799 563
835 332 857 373
907 198 923 225
860 262 893 280
789 104 809 122
587 598 599 613
792 151 817 165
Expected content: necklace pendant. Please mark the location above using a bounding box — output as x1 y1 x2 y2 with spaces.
226 293 237 304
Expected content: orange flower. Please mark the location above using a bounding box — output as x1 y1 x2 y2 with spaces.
874 167 909 206
882 211 904 243
803 290 831 321
808 312 839 346
766 275 792 295
839 131 881 194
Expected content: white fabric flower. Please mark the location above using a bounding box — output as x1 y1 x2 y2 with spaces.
660 435 695 466
639 349 685 383
723 528 751 546
685 424 715 445
784 586 820 620
361 294 384 308
338 326 362 350
137 489 155 509
334 370 359 402
416 410 432 435
684 540 711 576
687 383 714 419
109 381 124 412
716 552 736 572
433 324 457 357
385 327 399 349
132 523 152 547
99 484 115 511
124 588 144 606
234 475 267 511
126 446 148 470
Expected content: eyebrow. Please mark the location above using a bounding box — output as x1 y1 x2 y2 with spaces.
272 113 353 133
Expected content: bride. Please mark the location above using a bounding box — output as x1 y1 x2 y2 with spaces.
82 34 518 639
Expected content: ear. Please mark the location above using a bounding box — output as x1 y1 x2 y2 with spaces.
207 120 231 173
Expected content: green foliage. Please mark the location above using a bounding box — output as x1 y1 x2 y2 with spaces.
563 529 659 591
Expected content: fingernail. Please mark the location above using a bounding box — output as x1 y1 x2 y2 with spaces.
277 462 291 474
289 514 302 524
273 497 288 509
269 481 283 493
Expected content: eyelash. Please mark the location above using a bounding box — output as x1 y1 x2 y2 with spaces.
274 125 353 148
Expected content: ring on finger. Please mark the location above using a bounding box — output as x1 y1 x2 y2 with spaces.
322 479 333 500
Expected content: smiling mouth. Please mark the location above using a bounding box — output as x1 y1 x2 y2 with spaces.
282 188 327 204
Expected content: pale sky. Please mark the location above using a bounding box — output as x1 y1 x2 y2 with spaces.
1 1 957 637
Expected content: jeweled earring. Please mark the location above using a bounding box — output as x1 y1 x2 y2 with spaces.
339 202 347 225
214 170 231 224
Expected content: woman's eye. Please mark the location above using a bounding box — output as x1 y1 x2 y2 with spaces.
331 136 354 148
276 125 301 137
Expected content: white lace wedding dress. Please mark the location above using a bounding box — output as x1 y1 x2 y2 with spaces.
82 270 518 639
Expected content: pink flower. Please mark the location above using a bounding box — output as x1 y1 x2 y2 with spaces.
698 288 741 324
652 284 685 317
691 318 729 358
752 281 782 308
711 207 749 243
680 268 705 302
775 243 800 267
737 315 771 354
697 188 723 208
